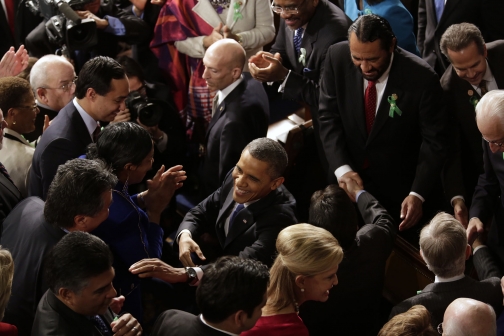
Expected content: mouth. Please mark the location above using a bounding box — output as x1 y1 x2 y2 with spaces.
285 18 299 27
235 187 249 197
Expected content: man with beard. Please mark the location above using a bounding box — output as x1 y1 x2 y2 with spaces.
318 14 449 233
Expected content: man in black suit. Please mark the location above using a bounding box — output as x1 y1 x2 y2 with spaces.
25 55 77 143
417 0 504 76
467 91 504 278
248 0 351 176
201 39 268 196
151 256 268 336
440 24 504 226
29 56 129 200
300 181 396 336
0 0 42 55
1 159 116 336
33 232 141 336
389 212 503 328
318 14 449 232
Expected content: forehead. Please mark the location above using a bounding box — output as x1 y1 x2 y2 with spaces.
273 0 301 6
448 42 483 63
237 151 272 177
103 77 129 98
349 33 387 56
47 61 74 80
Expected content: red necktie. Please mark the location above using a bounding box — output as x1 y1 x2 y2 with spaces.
364 81 377 134
5 0 15 37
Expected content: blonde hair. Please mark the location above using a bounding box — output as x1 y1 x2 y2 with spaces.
378 305 437 336
267 224 343 312
0 247 14 320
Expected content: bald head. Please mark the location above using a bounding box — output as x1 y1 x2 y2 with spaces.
207 39 246 70
476 90 504 154
203 39 246 91
443 298 496 336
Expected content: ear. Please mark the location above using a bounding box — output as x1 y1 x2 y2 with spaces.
232 67 242 80
124 163 137 171
234 310 247 328
419 249 425 262
294 274 306 290
6 107 17 119
58 287 75 306
270 177 285 191
483 44 488 58
465 244 472 260
86 88 97 101
36 87 48 103
390 37 397 53
73 214 91 232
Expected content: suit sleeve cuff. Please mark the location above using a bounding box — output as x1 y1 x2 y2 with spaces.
177 229 192 243
277 70 291 93
356 190 366 202
335 165 353 182
409 191 425 203
473 245 488 255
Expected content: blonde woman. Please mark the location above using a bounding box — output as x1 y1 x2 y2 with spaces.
0 247 17 335
242 224 343 336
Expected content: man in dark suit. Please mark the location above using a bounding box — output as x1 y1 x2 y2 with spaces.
151 256 268 336
201 39 268 196
417 0 504 76
248 0 351 176
1 159 116 336
0 0 42 55
467 91 504 278
32 232 141 336
318 14 449 232
25 55 77 143
389 212 503 328
300 181 396 336
440 24 504 226
29 56 129 200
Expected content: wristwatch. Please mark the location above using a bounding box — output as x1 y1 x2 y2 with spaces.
236 34 243 45
185 267 198 285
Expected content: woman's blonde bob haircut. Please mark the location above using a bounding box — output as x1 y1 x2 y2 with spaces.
267 223 343 312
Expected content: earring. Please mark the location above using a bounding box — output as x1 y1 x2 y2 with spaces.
12 121 16 125
300 288 304 292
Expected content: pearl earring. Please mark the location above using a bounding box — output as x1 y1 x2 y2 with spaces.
300 288 304 292
12 121 16 125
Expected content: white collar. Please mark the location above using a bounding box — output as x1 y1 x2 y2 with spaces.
4 128 31 146
217 75 244 105
199 315 239 336
434 274 465 283
73 98 99 139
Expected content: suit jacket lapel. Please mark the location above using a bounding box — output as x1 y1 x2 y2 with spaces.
224 208 253 248
285 26 297 68
192 0 222 28
205 100 226 140
215 188 235 246
348 67 367 140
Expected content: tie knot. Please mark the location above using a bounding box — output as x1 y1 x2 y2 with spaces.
296 27 304 35
367 80 376 88
235 203 245 212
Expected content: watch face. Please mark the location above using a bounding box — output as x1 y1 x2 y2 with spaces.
187 267 197 278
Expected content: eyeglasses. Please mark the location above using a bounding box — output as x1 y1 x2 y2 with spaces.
437 322 443 334
15 104 39 112
271 0 306 15
482 135 504 148
40 76 78 93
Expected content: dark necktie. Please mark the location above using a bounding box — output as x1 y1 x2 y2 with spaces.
479 80 489 96
93 123 101 143
0 162 14 185
293 27 304 55
364 81 377 134
91 315 111 336
228 203 245 233
5 0 15 37
434 0 445 23
211 94 219 117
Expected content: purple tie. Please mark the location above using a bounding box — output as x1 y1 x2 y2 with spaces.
229 203 245 232
434 0 445 23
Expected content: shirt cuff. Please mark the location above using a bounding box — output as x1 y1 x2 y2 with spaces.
277 70 291 93
335 165 353 182
450 196 465 207
177 229 192 243
409 192 425 203
103 16 126 36
355 190 366 202
473 245 488 255
189 267 204 286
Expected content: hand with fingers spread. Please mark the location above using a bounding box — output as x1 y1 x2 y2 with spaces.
248 51 289 82
467 217 484 245
178 232 206 267
0 45 29 78
399 195 423 231
453 198 468 228
110 313 142 335
203 23 223 48
109 295 125 314
110 109 131 124
129 258 188 283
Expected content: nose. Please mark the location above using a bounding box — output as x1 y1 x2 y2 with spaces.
119 99 126 111
466 68 476 79
234 174 246 188
489 142 501 153
202 67 210 80
360 60 371 73
280 11 292 19
107 285 117 298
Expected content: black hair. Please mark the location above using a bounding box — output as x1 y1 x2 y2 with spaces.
75 56 125 99
308 184 358 250
44 159 117 229
116 55 145 84
243 138 288 179
0 77 32 113
45 231 113 293
197 256 269 323
348 14 396 51
86 122 153 172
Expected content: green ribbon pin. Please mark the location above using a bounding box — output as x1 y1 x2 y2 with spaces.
233 2 243 22
388 94 402 118
469 95 479 108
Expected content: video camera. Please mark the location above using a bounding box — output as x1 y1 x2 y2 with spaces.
26 0 98 52
125 92 165 127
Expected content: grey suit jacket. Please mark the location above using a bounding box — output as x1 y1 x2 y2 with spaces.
390 276 503 328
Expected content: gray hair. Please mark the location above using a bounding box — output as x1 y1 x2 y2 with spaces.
30 55 73 92
419 212 467 278
475 90 504 128
0 247 14 320
440 23 485 61
243 138 288 179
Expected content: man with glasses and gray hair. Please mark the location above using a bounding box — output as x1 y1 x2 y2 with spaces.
439 298 496 336
248 0 350 177
390 212 502 329
25 55 77 143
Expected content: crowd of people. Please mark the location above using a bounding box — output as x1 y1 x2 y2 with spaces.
1 0 504 335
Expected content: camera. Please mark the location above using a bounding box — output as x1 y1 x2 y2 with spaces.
125 92 165 127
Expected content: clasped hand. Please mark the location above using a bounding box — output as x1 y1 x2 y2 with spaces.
248 51 289 82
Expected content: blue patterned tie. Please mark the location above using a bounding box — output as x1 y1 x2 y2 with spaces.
293 27 304 55
434 0 445 23
91 315 111 336
229 203 245 233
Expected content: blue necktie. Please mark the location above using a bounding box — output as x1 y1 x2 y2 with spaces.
293 27 304 55
229 203 245 232
91 315 111 336
434 0 445 23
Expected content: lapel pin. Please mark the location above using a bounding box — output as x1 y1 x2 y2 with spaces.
243 219 247 223
220 106 224 112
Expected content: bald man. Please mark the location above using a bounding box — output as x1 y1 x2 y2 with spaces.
200 39 269 197
442 298 496 336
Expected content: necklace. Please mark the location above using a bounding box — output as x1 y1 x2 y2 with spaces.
210 0 230 14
